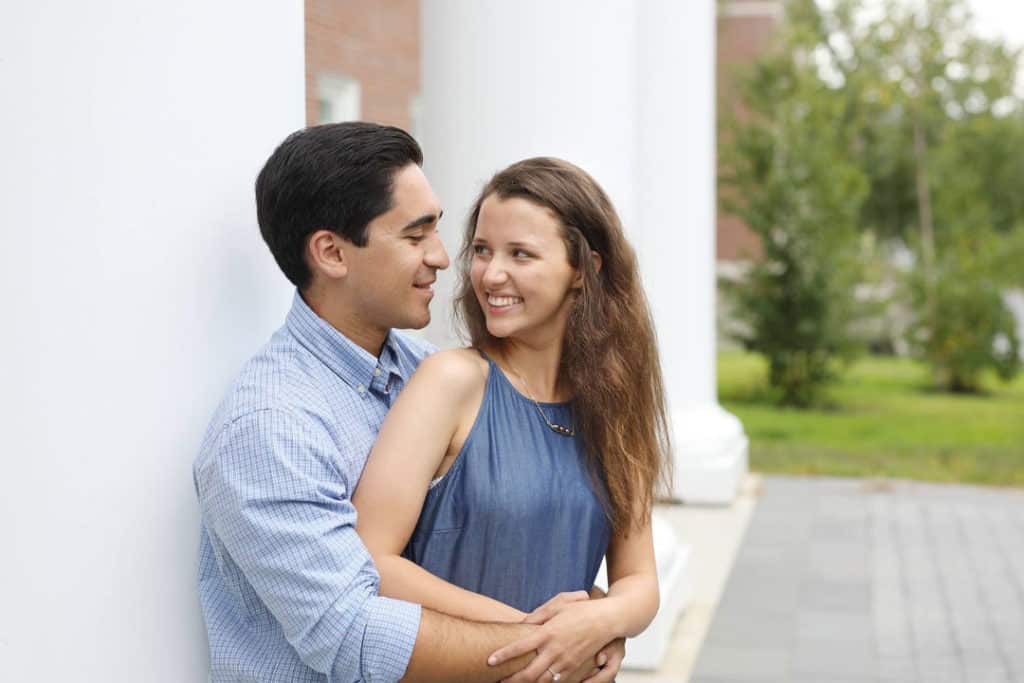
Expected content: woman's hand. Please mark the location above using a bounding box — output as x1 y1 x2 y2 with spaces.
489 593 616 683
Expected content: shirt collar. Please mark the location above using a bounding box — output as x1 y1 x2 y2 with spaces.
285 291 402 391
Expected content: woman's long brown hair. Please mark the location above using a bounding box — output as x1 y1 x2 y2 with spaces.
455 157 672 533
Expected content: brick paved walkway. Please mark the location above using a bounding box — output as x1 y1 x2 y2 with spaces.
690 476 1024 683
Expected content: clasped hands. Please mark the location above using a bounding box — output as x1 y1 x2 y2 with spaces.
490 591 626 683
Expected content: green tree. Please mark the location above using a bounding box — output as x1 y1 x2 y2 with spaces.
722 0 1024 395
720 38 869 406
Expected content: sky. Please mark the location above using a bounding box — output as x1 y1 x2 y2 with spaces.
952 0 1022 95
967 0 1024 49
815 0 1024 49
814 0 1024 95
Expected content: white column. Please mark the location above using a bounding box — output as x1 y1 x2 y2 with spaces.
419 0 638 347
635 1 749 505
0 2 303 680
420 0 737 669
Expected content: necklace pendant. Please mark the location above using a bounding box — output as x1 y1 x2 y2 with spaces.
546 419 574 437
534 403 574 437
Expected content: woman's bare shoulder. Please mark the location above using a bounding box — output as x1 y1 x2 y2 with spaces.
410 347 490 398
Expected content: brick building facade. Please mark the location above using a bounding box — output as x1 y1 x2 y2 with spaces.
305 0 420 131
716 1 781 261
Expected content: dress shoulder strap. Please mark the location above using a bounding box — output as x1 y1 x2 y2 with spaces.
474 347 494 364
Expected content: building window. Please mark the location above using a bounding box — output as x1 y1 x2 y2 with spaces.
317 74 361 123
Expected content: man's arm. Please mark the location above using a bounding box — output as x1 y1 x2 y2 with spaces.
402 610 535 683
403 610 602 683
197 408 421 682
199 407 564 683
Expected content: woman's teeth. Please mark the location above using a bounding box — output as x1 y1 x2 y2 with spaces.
488 296 522 307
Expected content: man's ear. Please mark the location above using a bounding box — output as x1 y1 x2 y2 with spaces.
572 250 603 289
307 229 349 280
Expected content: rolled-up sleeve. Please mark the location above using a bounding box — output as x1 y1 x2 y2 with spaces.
196 408 421 682
358 595 422 681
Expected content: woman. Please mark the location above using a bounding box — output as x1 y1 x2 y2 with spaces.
353 157 671 681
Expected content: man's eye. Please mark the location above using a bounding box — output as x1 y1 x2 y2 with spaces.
407 235 425 243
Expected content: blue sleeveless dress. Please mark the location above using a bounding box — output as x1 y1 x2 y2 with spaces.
403 352 612 612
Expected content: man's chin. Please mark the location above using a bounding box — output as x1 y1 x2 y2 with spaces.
395 310 431 331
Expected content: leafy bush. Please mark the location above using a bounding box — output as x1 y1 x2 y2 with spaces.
909 230 1022 392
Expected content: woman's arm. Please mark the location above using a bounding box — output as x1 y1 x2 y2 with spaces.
597 512 660 635
352 349 526 624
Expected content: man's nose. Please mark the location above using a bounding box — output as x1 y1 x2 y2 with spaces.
425 232 449 270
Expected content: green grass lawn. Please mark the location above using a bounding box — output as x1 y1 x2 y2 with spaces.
718 351 1024 487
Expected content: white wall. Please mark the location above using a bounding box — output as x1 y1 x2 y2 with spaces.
0 2 304 679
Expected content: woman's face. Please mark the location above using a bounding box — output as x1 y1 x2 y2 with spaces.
469 194 579 346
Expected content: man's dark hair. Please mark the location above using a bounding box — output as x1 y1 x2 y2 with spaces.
255 121 423 289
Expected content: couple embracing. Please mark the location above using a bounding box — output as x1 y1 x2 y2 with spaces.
194 121 671 682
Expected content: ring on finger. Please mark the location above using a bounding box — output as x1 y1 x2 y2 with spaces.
547 668 561 681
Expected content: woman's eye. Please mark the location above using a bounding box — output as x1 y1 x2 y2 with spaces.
472 245 489 255
513 249 531 259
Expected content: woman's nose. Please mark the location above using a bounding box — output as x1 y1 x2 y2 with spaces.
482 257 508 286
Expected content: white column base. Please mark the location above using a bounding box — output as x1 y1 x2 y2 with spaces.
594 514 691 670
671 403 749 505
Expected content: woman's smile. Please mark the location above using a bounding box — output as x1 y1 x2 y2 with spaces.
486 294 524 313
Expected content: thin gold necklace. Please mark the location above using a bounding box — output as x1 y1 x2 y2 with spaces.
503 354 575 437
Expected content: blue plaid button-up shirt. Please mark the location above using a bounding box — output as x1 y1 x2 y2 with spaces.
194 292 435 682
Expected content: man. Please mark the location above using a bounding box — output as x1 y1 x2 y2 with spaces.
194 122 622 682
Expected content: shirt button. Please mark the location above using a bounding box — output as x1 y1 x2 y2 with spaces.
373 367 382 377
357 384 366 394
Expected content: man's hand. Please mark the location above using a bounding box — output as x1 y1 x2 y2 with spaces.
582 638 625 682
